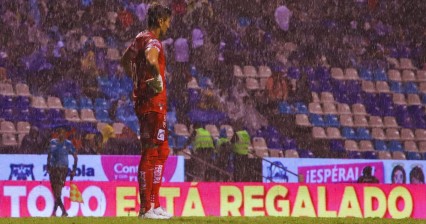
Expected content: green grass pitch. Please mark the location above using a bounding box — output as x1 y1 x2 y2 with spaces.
0 217 424 224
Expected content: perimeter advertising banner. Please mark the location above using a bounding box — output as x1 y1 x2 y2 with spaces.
0 181 424 219
262 158 426 184
0 155 184 182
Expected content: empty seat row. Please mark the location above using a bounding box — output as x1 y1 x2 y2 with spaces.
312 126 426 141
297 114 400 128
0 83 31 96
308 102 367 115
233 65 272 78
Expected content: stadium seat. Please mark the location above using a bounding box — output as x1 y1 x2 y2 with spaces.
362 81 376 93
297 149 314 158
373 68 388 81
362 151 378 159
174 123 190 137
63 97 78 109
342 127 357 139
309 114 325 127
278 101 293 114
383 117 399 128
400 129 415 141
47 96 63 109
81 109 97 122
295 114 311 127
0 121 16 134
385 128 401 140
353 115 368 127
402 70 416 82
294 102 308 114
219 124 234 140
378 151 392 160
324 114 340 127
392 151 406 160
252 137 268 151
31 96 48 108
65 109 80 122
308 102 323 114
312 127 327 139
1 133 18 147
407 94 421 105
388 70 401 81
80 97 94 109
233 65 244 78
243 65 258 78
205 124 220 139
245 78 260 90
29 108 48 124
16 96 31 109
16 122 30 134
0 95 14 109
326 127 341 139
322 103 337 114
415 129 426 140
345 68 359 80
406 151 421 160
399 58 416 70
359 140 374 151
269 149 283 158
340 115 354 127
0 83 14 96
374 140 387 151
267 136 283 150
388 141 403 152
337 103 351 115
94 98 110 110
392 93 406 105
359 68 373 80
258 65 272 78
390 81 404 93
345 140 359 151
376 81 390 93
405 82 419 94
404 141 418 152
352 104 367 115
112 122 125 135
15 83 31 96
356 128 372 140
320 92 335 103
285 149 299 158
95 109 112 123
417 70 426 82
369 116 384 128
331 67 344 80
330 140 345 153
311 92 320 103
187 77 201 89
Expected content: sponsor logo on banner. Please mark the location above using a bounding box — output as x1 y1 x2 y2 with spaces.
265 161 289 183
9 164 35 180
298 162 385 183
101 156 182 182
42 165 95 177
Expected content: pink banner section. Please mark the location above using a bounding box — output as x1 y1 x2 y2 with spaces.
100 155 179 182
298 162 384 183
0 181 425 219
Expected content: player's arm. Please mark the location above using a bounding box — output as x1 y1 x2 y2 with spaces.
145 47 163 94
121 48 134 78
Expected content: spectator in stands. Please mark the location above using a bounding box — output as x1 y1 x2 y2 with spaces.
410 166 425 184
171 32 190 119
357 166 379 183
391 165 406 184
80 133 102 155
20 126 48 154
198 81 223 111
184 123 215 181
265 66 289 110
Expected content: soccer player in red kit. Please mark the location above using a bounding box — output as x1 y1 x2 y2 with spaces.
121 3 172 219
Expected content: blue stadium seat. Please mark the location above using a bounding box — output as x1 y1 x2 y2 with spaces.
175 135 188 149
356 128 372 140
282 138 297 150
359 68 373 80
15 96 30 109
168 135 176 149
29 108 48 124
389 81 404 93
406 152 421 160
297 149 315 158
80 97 94 109
309 114 325 127
374 140 387 151
388 141 403 152
95 109 112 123
404 82 418 94
347 151 362 159
278 101 293 114
266 136 283 150
330 140 345 153
63 97 78 109
0 95 14 109
95 98 111 110
373 68 387 81
14 108 29 122
342 127 357 139
294 102 308 114
324 115 340 127
362 151 378 159
0 108 14 121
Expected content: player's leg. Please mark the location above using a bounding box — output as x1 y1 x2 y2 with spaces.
137 113 167 219
57 167 68 216
49 168 59 216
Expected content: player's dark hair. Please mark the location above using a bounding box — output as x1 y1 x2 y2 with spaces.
148 3 172 28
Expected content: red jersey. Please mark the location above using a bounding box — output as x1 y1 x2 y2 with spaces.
126 31 167 115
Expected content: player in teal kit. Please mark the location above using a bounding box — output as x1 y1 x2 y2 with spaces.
47 126 78 217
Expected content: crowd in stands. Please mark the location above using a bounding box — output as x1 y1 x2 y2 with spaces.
1 0 426 180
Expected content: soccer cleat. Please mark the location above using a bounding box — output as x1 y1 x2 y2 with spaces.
138 208 169 219
153 207 173 218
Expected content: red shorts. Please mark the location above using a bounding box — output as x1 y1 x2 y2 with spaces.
138 112 168 145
